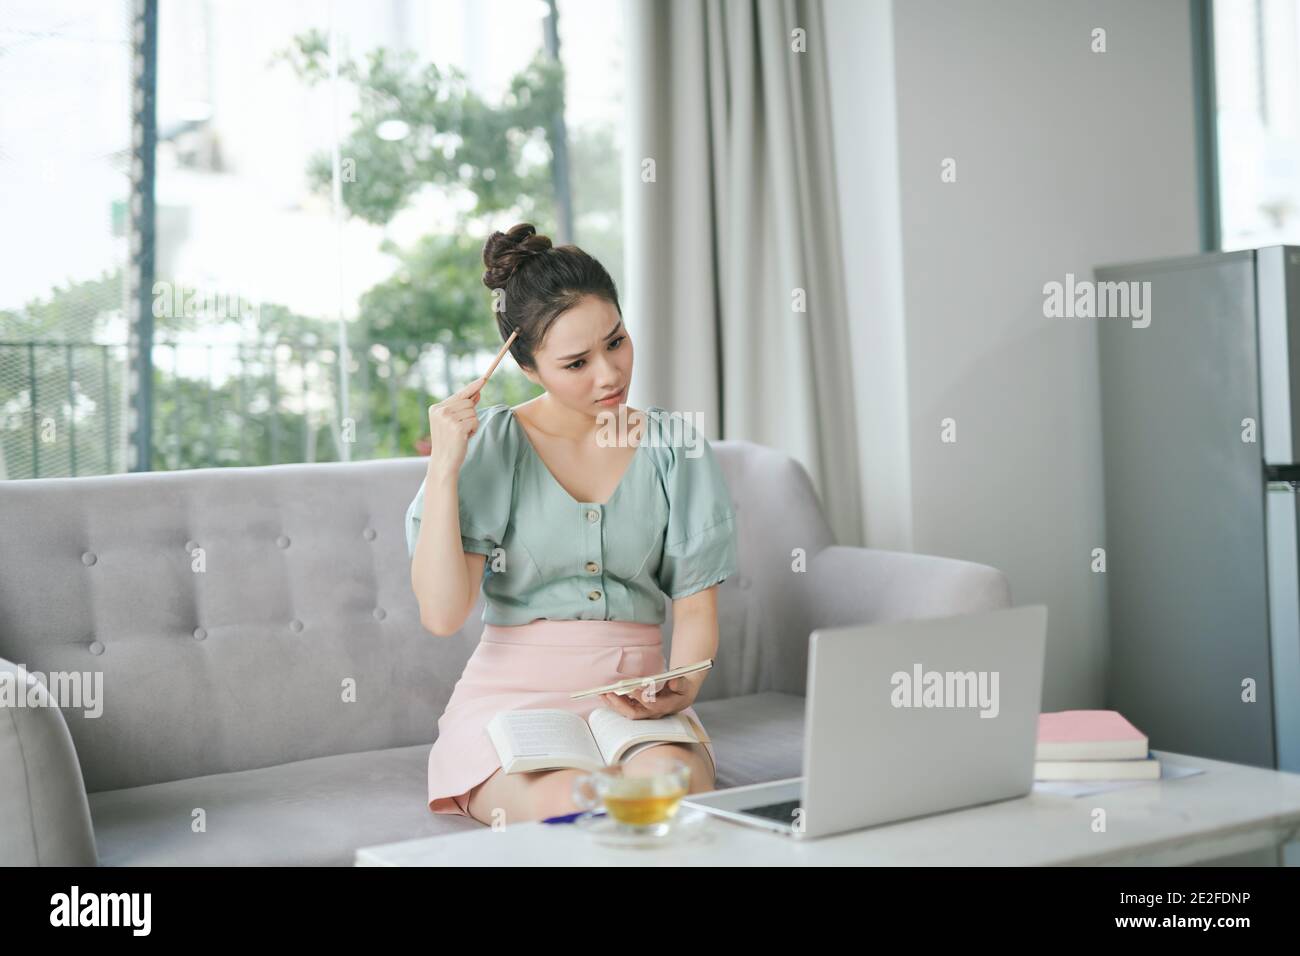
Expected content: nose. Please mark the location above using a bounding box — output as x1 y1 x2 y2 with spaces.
595 354 624 385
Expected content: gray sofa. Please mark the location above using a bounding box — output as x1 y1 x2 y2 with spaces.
0 439 1010 866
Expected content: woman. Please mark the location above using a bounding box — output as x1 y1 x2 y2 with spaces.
405 223 737 824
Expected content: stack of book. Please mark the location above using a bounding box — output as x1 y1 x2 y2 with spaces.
1035 709 1161 780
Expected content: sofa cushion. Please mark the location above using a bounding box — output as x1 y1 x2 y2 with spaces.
693 691 805 787
89 744 472 866
87 691 806 865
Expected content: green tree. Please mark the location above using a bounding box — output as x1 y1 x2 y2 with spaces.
276 31 564 229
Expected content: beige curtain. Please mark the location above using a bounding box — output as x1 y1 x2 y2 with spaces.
623 0 864 546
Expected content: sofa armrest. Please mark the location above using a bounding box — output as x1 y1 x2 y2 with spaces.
803 545 1012 631
0 658 98 866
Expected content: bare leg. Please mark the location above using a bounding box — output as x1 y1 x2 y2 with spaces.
466 744 714 826
466 767 589 826
619 742 716 794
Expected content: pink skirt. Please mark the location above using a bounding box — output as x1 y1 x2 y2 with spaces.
427 619 718 816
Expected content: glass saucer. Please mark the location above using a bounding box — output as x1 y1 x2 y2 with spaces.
572 806 711 848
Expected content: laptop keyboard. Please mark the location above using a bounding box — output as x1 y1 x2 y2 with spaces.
742 798 802 826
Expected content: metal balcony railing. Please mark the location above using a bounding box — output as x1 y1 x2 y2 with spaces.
0 338 498 479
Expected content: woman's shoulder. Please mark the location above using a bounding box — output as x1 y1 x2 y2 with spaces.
461 403 521 471
470 403 519 440
476 402 514 423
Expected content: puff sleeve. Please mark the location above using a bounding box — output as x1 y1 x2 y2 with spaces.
405 404 518 559
653 411 739 600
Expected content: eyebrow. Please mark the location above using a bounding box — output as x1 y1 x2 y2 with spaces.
556 320 624 362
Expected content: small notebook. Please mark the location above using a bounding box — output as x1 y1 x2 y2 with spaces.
486 707 710 774
1035 709 1149 761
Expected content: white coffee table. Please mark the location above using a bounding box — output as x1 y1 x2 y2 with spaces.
354 750 1300 866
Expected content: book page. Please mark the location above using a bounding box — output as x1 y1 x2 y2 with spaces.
488 709 603 767
587 707 700 764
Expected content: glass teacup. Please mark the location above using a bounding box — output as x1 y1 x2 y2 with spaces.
571 758 691 835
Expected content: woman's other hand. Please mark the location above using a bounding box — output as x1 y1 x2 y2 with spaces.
600 674 699 719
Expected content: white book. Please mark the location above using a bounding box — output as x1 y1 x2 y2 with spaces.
486 707 710 774
1033 754 1161 780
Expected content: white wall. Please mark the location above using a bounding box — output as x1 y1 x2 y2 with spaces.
825 0 1202 709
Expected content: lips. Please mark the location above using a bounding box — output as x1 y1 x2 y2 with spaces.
597 387 625 404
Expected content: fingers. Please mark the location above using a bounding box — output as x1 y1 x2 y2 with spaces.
602 692 642 718
428 388 483 426
636 679 681 704
429 403 477 422
453 377 484 401
603 689 682 720
601 674 692 719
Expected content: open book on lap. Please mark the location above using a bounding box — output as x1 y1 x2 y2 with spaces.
486 707 711 774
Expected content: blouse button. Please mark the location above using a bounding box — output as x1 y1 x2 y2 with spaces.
585 561 599 573
586 509 600 523
587 589 602 601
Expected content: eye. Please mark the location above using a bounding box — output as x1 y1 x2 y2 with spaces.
566 336 625 370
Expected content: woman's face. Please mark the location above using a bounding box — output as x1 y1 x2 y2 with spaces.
520 295 633 419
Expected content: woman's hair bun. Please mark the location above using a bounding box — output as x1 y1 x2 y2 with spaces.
482 223 553 291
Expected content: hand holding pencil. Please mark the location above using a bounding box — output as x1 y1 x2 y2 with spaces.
424 329 518 478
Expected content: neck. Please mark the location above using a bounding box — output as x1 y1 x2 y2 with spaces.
536 394 601 441
536 395 636 444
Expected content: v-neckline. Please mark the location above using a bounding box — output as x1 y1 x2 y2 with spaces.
508 405 648 508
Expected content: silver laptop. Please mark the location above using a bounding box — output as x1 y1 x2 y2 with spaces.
682 604 1047 840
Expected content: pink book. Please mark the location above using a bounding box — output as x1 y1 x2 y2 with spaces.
1035 710 1149 761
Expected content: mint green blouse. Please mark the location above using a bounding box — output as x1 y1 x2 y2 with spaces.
405 403 738 626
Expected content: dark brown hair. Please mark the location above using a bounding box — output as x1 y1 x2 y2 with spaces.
481 223 621 371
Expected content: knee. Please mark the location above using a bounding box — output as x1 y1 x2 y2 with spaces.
686 755 715 794
687 766 716 794
625 744 714 792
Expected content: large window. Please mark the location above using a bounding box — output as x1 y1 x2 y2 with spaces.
1213 0 1300 250
0 2 133 479
0 0 624 478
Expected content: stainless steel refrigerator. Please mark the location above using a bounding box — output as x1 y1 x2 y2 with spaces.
1095 246 1300 772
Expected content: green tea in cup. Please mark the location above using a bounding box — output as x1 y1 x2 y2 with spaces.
572 758 691 831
